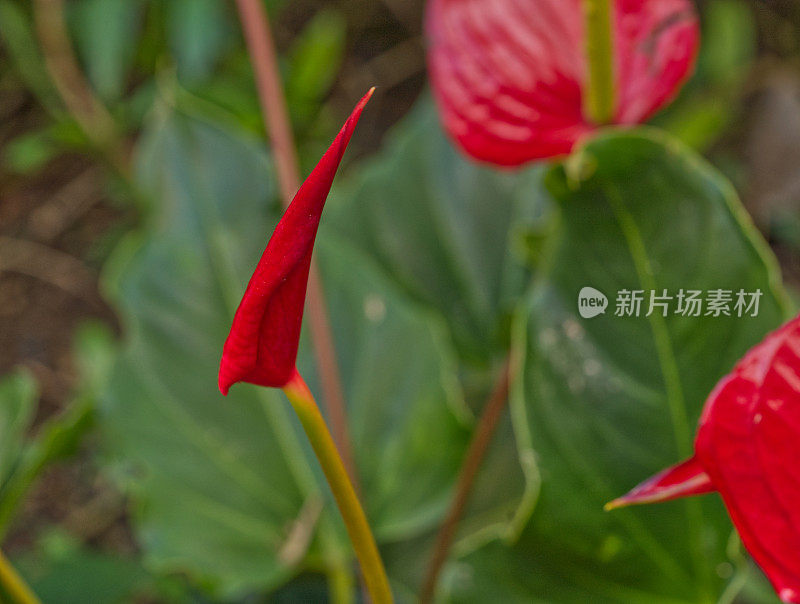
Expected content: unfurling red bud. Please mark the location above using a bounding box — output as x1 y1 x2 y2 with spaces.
218 89 373 394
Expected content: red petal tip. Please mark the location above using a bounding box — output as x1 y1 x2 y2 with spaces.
354 87 375 114
605 457 715 511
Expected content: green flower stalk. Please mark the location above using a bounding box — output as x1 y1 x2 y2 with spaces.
284 372 392 604
584 0 616 124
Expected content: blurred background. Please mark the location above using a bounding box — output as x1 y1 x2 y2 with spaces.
1 0 800 602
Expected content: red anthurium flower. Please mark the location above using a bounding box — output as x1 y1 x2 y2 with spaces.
608 314 800 603
218 89 373 395
426 0 699 166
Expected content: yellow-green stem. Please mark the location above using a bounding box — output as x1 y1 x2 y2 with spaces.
0 550 40 604
327 558 356 604
583 0 616 124
283 371 393 604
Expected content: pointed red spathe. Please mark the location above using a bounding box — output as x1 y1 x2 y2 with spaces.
426 0 699 166
605 456 713 510
609 314 800 603
218 90 373 395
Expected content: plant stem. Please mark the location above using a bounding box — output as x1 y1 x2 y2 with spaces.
419 357 513 604
234 0 359 487
0 550 40 604
234 0 300 203
283 371 393 604
583 0 616 124
327 557 356 604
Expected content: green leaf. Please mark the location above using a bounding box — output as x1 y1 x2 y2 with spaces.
699 0 755 89
98 101 473 598
166 0 233 84
285 9 347 127
326 98 543 570
0 369 37 488
101 104 308 598
305 235 471 543
2 130 58 174
329 99 549 364
445 130 790 603
69 0 144 102
0 0 61 113
0 340 95 537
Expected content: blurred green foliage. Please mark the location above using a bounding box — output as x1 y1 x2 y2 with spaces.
0 367 93 543
653 0 757 152
15 530 161 604
0 0 798 602
69 0 144 102
0 370 38 494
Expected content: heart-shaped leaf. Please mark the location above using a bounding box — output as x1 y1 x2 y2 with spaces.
444 130 791 602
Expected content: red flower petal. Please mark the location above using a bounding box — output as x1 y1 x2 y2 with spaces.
604 456 713 510
609 315 800 603
426 0 699 165
694 317 800 603
218 90 373 395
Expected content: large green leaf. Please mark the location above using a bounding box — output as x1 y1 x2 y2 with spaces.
101 103 313 597
444 130 790 603
325 100 544 577
98 100 474 598
324 99 543 588
329 100 549 364
305 235 470 543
